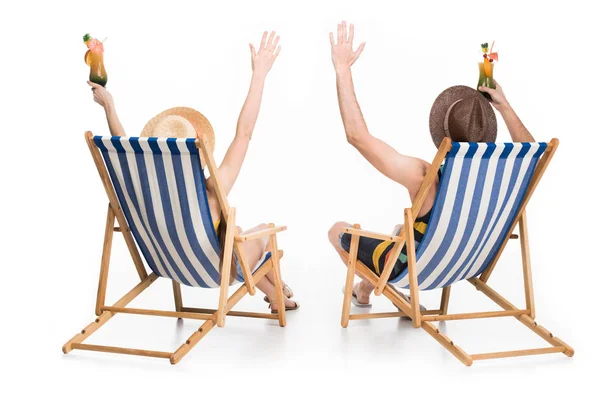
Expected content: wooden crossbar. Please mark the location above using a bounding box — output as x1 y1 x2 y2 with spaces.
422 309 528 322
71 343 172 359
102 306 214 321
471 346 566 361
349 309 441 320
182 307 277 320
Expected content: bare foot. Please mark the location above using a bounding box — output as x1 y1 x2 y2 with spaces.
353 283 371 305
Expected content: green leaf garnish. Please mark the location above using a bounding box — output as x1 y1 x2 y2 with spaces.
83 33 91 43
481 42 488 49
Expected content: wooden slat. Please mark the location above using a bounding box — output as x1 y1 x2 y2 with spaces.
102 306 213 320
71 343 171 359
235 226 287 242
349 309 441 320
182 307 277 320
421 309 528 322
342 227 402 242
471 346 565 361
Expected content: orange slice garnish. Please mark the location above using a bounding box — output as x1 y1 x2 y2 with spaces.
483 58 492 78
84 50 92 65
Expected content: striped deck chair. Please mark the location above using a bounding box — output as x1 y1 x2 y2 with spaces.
63 132 288 364
340 137 574 365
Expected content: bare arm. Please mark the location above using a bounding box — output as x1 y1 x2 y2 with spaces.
207 31 281 196
330 21 429 199
88 81 125 137
479 80 535 142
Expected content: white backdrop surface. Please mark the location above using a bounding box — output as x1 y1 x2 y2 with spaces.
0 0 598 398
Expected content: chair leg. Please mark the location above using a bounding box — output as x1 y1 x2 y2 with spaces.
439 286 451 315
269 225 286 327
518 211 536 319
170 320 215 364
341 224 360 328
95 204 116 316
172 281 183 312
216 209 236 328
405 208 421 328
422 321 473 366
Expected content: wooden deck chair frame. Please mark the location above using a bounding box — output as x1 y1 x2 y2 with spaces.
63 132 288 364
340 137 574 366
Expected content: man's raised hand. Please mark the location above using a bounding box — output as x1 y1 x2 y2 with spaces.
329 21 365 73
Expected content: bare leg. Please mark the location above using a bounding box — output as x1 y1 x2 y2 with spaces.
238 224 296 310
329 222 401 304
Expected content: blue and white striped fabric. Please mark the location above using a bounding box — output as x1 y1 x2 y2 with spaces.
93 136 271 288
390 142 547 290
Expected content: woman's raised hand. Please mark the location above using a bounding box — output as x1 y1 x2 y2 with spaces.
249 31 281 78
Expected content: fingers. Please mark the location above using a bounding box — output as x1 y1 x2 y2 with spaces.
478 86 494 93
329 32 335 47
348 23 355 44
270 34 280 52
249 43 257 58
273 45 281 58
87 80 101 89
341 20 347 43
354 42 366 58
266 31 275 49
337 23 342 45
493 79 502 89
260 31 267 50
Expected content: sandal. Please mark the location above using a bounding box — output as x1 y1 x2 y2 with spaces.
263 284 293 303
341 284 372 307
268 300 300 314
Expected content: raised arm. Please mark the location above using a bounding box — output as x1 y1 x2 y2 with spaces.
209 31 281 196
330 21 430 199
88 81 125 137
479 80 535 142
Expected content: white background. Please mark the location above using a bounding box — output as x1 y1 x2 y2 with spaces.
1 0 598 398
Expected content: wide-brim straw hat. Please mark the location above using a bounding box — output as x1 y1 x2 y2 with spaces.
429 85 497 148
141 107 215 165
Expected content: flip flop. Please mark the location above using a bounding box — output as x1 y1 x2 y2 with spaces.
269 300 300 314
342 285 372 307
263 284 293 303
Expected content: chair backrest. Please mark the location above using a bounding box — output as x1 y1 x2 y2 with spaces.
391 142 548 290
93 136 247 288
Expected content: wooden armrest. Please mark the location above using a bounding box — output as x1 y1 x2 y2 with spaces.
343 227 403 242
235 226 287 242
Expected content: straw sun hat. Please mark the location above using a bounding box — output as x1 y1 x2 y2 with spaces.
141 107 215 164
429 85 497 148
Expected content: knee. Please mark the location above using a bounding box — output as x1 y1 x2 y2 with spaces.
328 221 349 247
